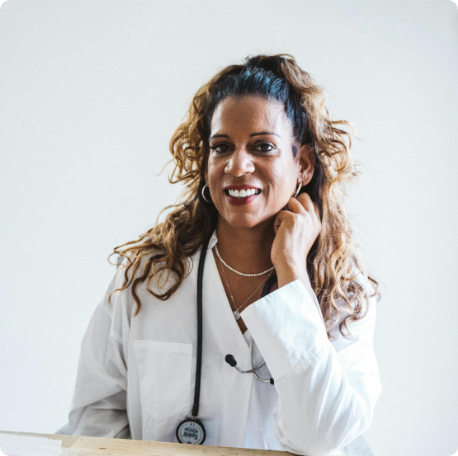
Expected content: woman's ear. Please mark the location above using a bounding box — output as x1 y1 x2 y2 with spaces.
297 144 315 185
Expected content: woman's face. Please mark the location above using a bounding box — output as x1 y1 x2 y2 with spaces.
205 95 314 230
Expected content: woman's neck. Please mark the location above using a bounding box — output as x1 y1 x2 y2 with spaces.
215 218 276 274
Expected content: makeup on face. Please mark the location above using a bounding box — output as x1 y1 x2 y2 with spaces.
205 96 303 228
223 184 262 206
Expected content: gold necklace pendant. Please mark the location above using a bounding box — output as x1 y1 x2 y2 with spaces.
215 246 272 321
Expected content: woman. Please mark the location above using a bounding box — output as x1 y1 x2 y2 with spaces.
58 54 382 456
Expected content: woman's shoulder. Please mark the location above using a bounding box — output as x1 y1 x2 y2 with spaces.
104 255 139 312
115 247 198 300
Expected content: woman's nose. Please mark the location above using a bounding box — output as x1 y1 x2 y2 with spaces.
224 149 255 177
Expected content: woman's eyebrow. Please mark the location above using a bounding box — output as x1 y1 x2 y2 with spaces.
250 131 281 138
209 131 281 140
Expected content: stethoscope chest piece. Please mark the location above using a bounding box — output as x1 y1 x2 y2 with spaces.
176 417 206 445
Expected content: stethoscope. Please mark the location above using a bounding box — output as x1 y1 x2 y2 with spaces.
224 335 275 384
176 236 277 445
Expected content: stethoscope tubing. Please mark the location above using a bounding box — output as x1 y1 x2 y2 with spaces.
192 237 277 422
192 236 210 419
231 338 273 384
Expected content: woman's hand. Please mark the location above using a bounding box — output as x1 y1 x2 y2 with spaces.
272 192 321 288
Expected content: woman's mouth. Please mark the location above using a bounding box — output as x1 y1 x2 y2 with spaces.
224 188 261 206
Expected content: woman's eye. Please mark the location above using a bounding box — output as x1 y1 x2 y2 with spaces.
209 141 275 154
253 142 275 153
210 143 231 154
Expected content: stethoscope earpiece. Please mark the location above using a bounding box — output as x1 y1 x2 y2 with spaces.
225 354 237 367
225 339 274 384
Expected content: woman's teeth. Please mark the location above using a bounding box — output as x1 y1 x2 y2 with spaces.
227 189 261 198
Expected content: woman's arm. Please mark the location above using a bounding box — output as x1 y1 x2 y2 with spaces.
57 269 131 438
241 277 382 456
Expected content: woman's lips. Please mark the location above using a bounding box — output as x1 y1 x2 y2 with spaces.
224 191 260 206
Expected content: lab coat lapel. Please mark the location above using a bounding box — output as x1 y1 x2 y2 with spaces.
203 244 252 365
199 236 254 446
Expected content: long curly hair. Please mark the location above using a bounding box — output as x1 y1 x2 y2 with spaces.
108 53 381 340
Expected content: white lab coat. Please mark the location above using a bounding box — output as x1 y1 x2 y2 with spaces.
57 230 382 456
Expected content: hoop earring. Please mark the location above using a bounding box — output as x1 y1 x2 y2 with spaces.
294 180 302 198
202 184 212 203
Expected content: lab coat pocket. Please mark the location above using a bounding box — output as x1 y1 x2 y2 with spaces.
134 340 192 422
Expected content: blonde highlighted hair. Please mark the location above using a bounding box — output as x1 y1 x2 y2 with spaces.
108 54 381 339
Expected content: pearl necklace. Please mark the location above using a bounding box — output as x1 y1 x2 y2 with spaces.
214 244 275 277
217 252 273 320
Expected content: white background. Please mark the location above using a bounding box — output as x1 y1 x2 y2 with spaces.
0 1 457 455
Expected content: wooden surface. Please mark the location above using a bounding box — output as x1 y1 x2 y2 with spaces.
0 431 290 456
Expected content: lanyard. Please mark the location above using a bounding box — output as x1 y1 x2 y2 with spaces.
176 236 277 445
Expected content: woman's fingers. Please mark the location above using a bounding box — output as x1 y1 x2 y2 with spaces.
271 192 322 267
288 193 320 220
273 207 296 234
276 208 294 223
285 196 305 214
296 192 316 215
274 192 320 235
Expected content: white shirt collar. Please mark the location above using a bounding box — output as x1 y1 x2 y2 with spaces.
208 228 218 251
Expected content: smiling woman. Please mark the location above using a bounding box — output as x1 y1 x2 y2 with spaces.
59 54 382 456
204 94 320 335
206 96 313 225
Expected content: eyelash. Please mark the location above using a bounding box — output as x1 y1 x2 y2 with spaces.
209 141 275 154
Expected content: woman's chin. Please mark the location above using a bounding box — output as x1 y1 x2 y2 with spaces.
219 212 275 231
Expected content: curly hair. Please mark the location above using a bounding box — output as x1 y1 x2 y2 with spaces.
108 53 381 340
